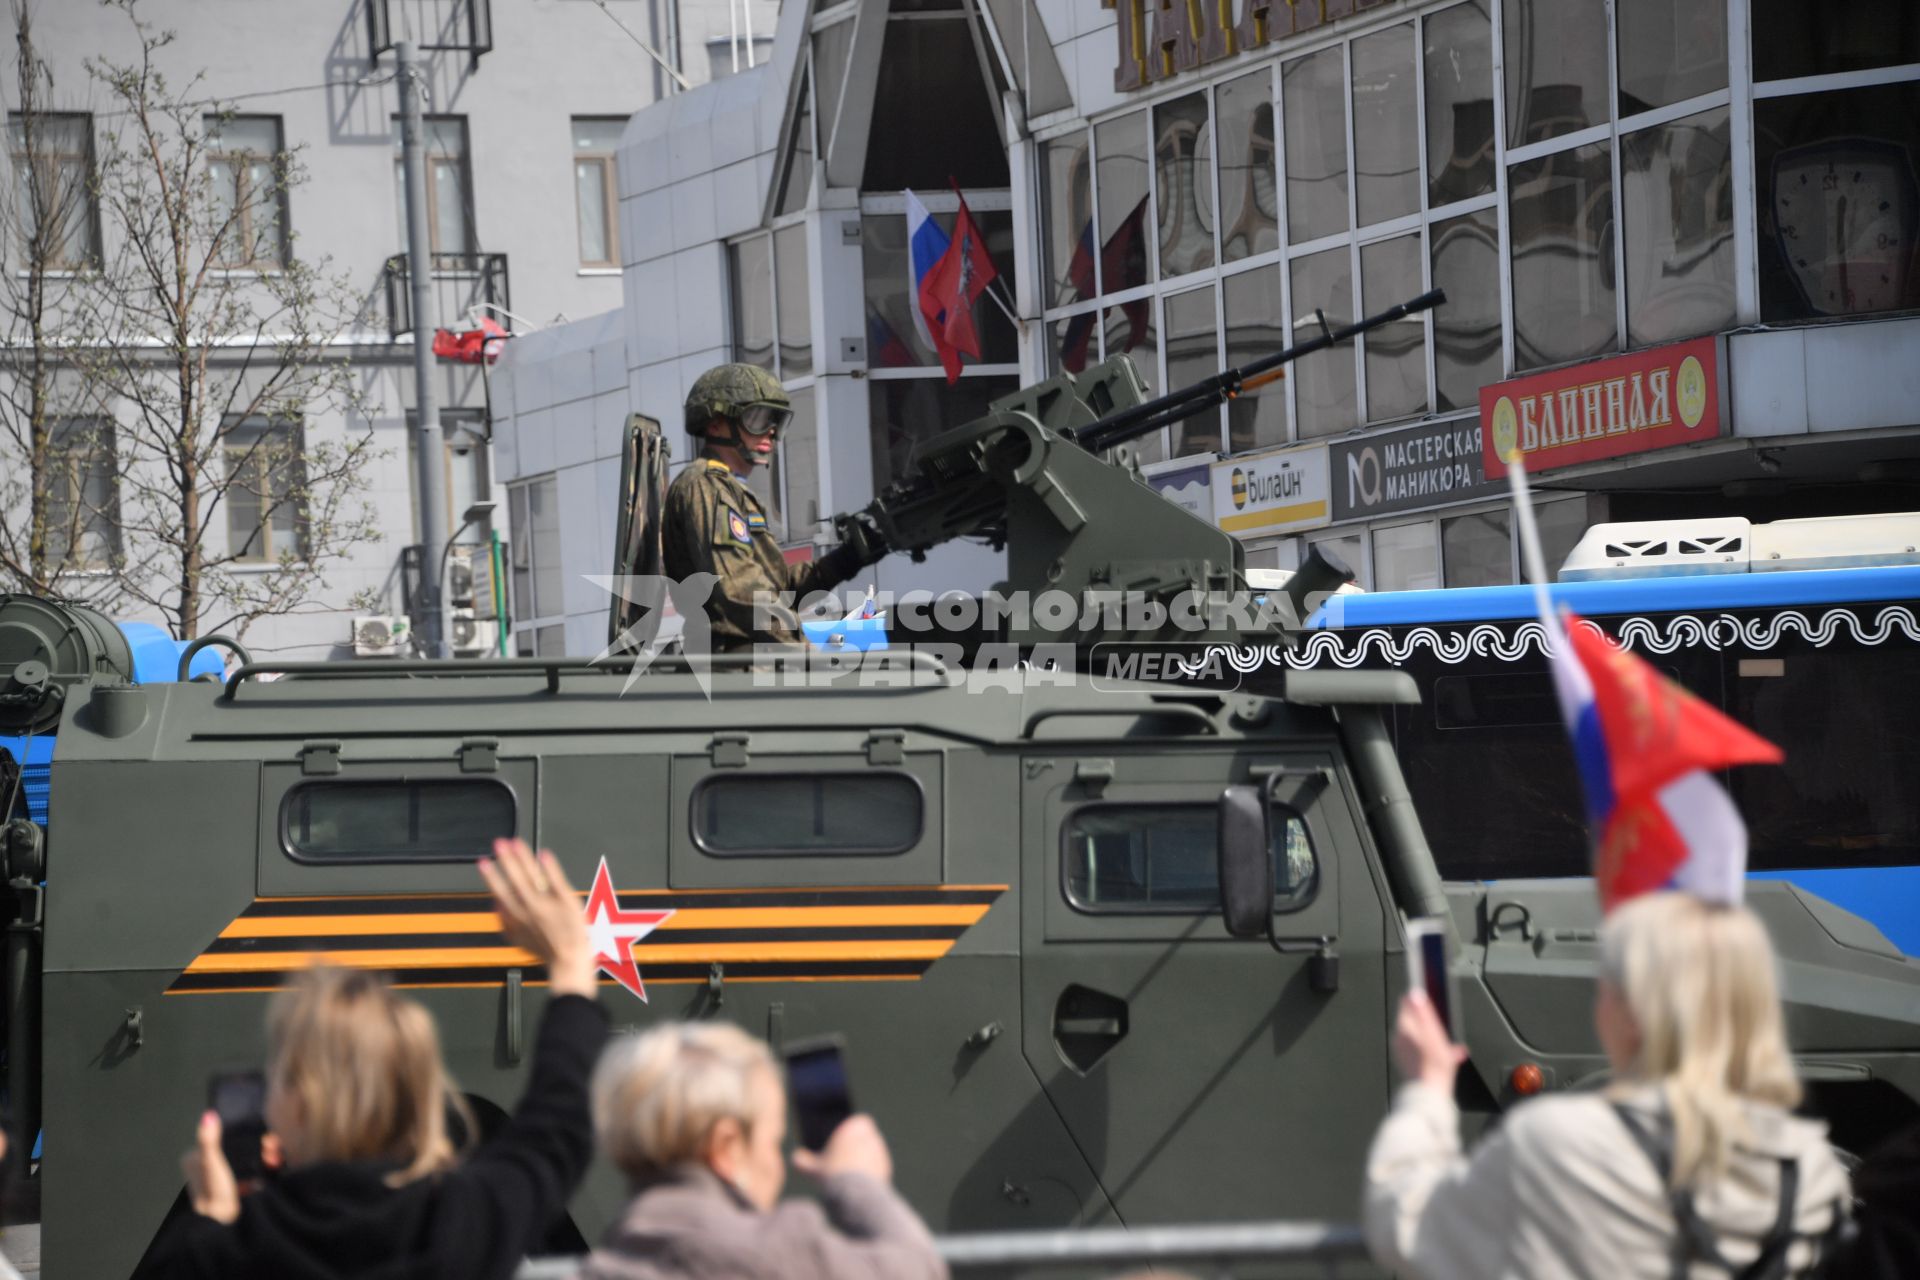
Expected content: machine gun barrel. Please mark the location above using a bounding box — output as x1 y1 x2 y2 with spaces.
1069 288 1445 454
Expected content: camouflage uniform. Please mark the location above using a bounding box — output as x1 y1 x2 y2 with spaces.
663 459 858 650
663 364 873 651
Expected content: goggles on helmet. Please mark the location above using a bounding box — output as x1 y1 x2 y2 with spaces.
736 404 793 437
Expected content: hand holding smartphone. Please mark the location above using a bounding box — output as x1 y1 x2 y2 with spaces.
782 1035 854 1153
208 1070 268 1183
1405 918 1459 1043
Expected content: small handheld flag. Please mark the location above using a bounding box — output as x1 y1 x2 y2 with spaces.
1507 457 1782 911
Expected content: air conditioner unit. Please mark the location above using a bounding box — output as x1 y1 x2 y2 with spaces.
352 615 412 658
448 546 477 608
450 607 498 657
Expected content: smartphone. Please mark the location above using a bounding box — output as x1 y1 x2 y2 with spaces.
783 1034 854 1152
1405 918 1460 1043
208 1070 268 1183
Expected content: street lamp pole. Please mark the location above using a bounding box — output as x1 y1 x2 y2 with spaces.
397 40 452 658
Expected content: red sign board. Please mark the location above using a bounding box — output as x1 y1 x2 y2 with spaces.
1480 336 1725 479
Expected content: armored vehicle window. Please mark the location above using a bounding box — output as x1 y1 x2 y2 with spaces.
692 773 923 856
1063 804 1315 913
282 780 515 863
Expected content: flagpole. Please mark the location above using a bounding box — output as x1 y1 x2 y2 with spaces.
1504 451 1556 621
981 279 1025 335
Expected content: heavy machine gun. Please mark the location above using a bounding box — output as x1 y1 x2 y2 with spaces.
834 289 1445 649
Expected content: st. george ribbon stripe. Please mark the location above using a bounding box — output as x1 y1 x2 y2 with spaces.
238 886 1006 917
170 958 935 992
202 924 970 953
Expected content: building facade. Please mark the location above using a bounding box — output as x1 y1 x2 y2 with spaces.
491 0 1920 655
4 0 774 658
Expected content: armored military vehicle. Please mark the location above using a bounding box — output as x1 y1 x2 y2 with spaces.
4 293 1919 1277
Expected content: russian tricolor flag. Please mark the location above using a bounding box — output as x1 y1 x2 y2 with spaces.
1543 609 1782 910
904 190 949 353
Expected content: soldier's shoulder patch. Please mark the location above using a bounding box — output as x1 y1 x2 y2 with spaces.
726 510 752 544
745 511 767 531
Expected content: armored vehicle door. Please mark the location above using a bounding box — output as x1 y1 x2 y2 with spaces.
1019 747 1391 1224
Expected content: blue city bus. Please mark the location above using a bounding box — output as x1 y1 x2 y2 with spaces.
1263 557 1920 954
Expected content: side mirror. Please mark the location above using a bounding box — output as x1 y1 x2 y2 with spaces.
1217 784 1274 938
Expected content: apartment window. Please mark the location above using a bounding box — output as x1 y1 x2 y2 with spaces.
572 118 623 268
392 116 473 254
224 418 307 563
407 410 492 543
508 475 561 624
6 112 98 268
44 419 118 570
206 115 288 269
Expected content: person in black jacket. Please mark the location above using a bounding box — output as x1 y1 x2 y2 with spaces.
147 837 609 1280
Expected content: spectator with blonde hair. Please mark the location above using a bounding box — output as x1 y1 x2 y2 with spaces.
144 838 607 1280
579 1021 944 1280
1364 891 1850 1279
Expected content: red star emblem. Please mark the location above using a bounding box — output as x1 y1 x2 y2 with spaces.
582 857 675 1001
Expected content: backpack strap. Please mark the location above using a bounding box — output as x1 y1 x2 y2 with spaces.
1613 1104 1819 1280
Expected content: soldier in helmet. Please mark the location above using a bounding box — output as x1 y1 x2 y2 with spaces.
663 363 885 651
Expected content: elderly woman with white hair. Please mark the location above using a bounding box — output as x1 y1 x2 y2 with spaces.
579 1021 945 1280
1363 891 1852 1280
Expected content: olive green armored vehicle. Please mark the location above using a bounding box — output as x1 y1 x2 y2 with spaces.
3 294 1918 1277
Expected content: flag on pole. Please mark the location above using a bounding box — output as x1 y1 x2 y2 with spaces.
1058 195 1150 374
903 190 948 353
915 189 999 384
1507 457 1782 911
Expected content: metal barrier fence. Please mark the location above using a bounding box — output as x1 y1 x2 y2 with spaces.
515 1220 1373 1279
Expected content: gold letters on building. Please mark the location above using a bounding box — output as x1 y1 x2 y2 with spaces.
1105 0 1387 92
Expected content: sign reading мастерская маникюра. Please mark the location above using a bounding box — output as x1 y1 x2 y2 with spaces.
1329 419 1500 522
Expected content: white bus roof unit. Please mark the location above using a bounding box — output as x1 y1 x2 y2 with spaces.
1559 513 1920 580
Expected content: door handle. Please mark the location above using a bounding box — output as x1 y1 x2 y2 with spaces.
1053 984 1128 1074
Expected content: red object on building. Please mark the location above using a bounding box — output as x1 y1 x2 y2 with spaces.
917 193 1000 384
1480 336 1725 478
432 316 510 365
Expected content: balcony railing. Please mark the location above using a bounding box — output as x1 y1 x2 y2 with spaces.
368 0 494 70
383 252 511 342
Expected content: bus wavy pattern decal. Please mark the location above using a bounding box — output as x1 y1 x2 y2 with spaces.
1177 606 1920 673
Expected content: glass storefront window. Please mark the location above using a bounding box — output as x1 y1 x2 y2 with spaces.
774 222 813 379
1429 207 1502 412
1535 496 1587 579
1509 141 1615 371
1042 137 1093 309
1164 286 1222 456
1442 508 1511 587
1052 308 1100 376
1615 0 1726 116
1104 301 1162 461
1751 0 1920 84
1754 82 1920 323
729 235 775 373
1223 267 1287 454
1351 23 1419 227
781 387 819 546
1095 112 1152 296
868 375 1019 487
1216 69 1278 264
1622 106 1734 348
1502 0 1609 148
1360 234 1425 422
1155 92 1213 280
1374 520 1440 591
1424 0 1494 209
1289 247 1355 439
861 207 1018 368
1282 46 1348 243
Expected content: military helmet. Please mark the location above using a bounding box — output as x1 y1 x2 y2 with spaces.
684 363 790 441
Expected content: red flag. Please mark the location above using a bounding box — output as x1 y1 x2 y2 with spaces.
917 194 999 384
432 316 509 365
